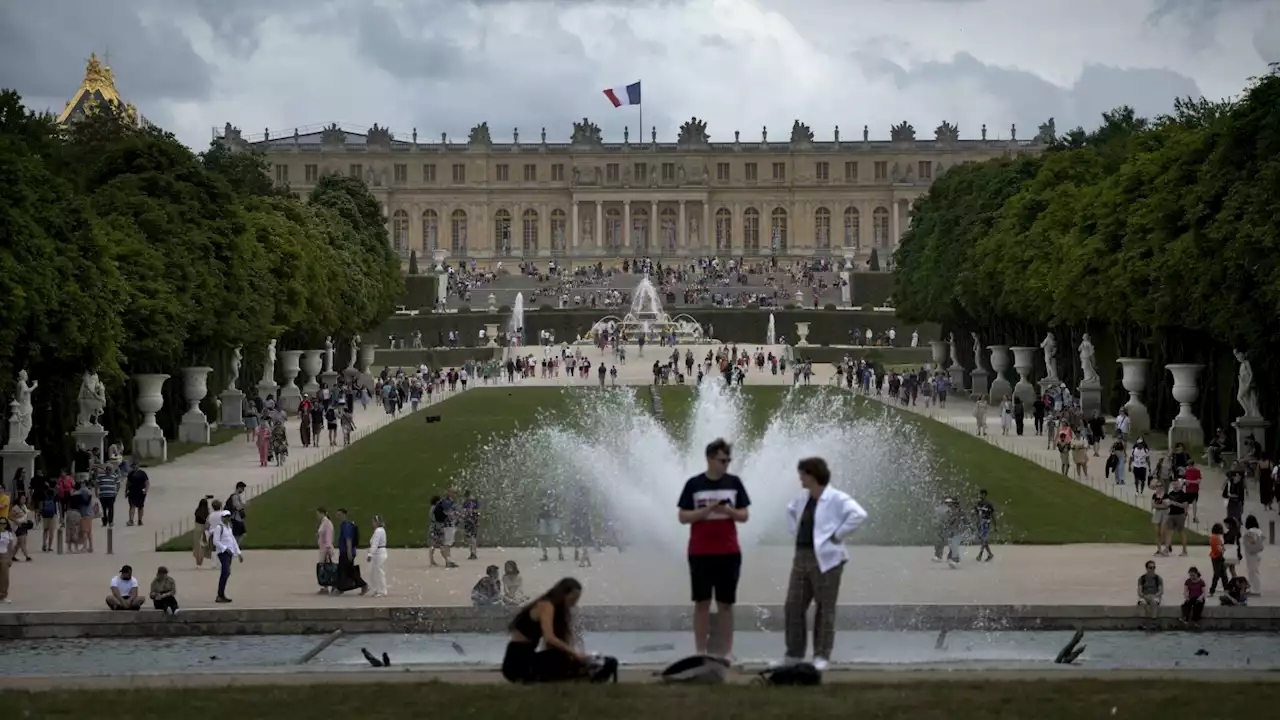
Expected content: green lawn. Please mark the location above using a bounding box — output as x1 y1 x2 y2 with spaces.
3 681 1273 719
162 384 1167 551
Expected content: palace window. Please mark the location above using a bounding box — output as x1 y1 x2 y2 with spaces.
605 207 623 249
770 207 788 251
745 163 758 181
634 163 648 182
716 162 730 181
496 164 510 182
451 163 466 183
524 164 537 182
918 161 933 180
494 209 513 255
423 163 437 183
551 209 567 251
348 163 362 179
872 206 890 247
422 209 439 252
394 164 407 184
843 207 861 249
743 208 760 251
815 162 829 181
522 209 539 253
715 208 732 251
844 161 857 182
391 209 409 255
304 164 318 183
451 209 468 253
662 163 676 182
631 206 650 250
814 207 831 249
660 207 678 250
606 163 619 182
275 164 290 185
772 163 786 181
552 164 566 182
873 161 887 180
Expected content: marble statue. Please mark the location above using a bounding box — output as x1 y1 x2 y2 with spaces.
76 371 106 427
948 332 961 367
1235 349 1261 418
13 369 37 446
1041 332 1058 376
261 339 277 383
348 334 361 369
583 218 593 245
325 335 335 372
1079 334 1098 384
689 217 699 246
911 330 919 348
227 345 242 391
970 331 984 371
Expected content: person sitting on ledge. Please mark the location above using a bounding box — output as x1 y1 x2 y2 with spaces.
150 565 179 615
472 565 502 606
502 577 588 683
106 565 146 611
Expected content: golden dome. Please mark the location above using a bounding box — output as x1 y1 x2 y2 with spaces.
58 52 133 125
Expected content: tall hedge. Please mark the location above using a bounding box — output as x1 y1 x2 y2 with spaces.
0 92 402 468
893 67 1280 445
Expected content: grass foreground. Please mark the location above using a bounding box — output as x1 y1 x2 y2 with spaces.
161 384 1165 550
3 680 1274 719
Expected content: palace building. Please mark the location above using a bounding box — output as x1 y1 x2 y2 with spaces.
219 116 1051 265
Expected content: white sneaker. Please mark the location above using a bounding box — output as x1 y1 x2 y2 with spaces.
812 657 830 672
947 560 958 569
768 657 803 669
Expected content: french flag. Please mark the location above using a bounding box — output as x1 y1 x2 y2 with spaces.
603 81 642 107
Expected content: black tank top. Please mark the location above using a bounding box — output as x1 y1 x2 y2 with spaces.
510 605 543 643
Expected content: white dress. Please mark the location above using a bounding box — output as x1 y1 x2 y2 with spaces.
367 527 388 596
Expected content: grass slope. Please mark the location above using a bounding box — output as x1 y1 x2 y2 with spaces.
3 681 1274 719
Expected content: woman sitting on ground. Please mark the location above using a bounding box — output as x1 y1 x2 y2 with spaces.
502 577 588 683
501 560 526 605
471 565 502 606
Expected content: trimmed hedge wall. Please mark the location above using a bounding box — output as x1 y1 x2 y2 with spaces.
376 309 938 348
402 275 439 309
850 272 894 307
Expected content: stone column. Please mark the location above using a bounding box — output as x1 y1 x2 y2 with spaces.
732 203 742 253
623 200 632 248
702 201 711 253
678 199 687 250
595 201 603 250
890 198 900 249
571 201 579 250
651 199 658 252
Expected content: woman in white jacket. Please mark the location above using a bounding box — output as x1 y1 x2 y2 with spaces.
366 515 389 598
1243 514 1264 596
776 457 868 672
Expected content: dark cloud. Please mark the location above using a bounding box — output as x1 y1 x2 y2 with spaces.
1146 0 1279 60
353 5 469 80
855 51 1202 132
0 0 212 110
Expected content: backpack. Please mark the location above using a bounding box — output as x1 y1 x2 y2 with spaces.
758 662 822 686
40 498 57 518
659 655 729 685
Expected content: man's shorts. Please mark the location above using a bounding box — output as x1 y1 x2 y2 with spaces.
537 518 561 537
443 526 457 546
688 553 742 605
1166 514 1187 532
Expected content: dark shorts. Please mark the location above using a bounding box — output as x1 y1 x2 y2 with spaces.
1185 491 1200 504
688 553 742 605
127 493 146 508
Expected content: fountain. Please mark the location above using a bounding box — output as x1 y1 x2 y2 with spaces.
766 313 776 345
507 292 525 342
583 276 705 345
456 381 940 551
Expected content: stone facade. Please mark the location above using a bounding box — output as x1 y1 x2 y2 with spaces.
220 117 1044 264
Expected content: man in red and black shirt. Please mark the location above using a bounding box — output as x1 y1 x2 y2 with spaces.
677 438 751 658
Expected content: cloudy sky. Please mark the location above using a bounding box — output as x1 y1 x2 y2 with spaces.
1 0 1275 149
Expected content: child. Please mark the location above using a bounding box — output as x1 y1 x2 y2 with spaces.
1181 567 1206 624
1209 523 1229 595
1220 576 1250 606
501 560 526 605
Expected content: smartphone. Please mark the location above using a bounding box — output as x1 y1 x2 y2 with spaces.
718 499 732 507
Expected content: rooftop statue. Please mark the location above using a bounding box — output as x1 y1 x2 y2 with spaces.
789 119 814 144
570 118 603 146
468 122 492 146
890 121 916 142
677 117 709 145
934 121 959 143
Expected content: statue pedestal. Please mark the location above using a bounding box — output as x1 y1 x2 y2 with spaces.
71 424 108 461
132 426 167 463
1078 379 1103 417
257 380 279 403
839 271 852 305
0 444 38 494
279 385 302 414
219 390 245 428
343 367 361 383
969 368 989 400
948 365 967 393
1234 416 1270 455
178 415 210 444
1038 377 1062 397
319 370 340 390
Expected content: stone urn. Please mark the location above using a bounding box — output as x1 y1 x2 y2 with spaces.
485 323 500 348
794 290 804 306
1117 357 1152 436
1165 363 1204 447
131 374 169 462
929 340 948 368
301 349 323 395
1009 346 1036 406
279 350 303 413
179 366 213 444
988 345 1013 399
795 322 811 347
432 248 448 273
359 344 377 372
487 293 497 313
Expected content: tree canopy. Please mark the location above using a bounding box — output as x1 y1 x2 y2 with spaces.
0 91 402 465
893 66 1280 443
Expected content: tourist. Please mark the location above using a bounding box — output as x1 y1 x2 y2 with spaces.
973 396 988 437
1220 576 1250 606
677 438 751 659
461 491 480 561
192 497 212 568
1137 560 1163 620
334 508 369 595
74 480 95 553
340 403 356 445
1086 411 1104 456
536 488 564 562
325 402 339 446
1208 523 1229 595
0 518 14 603
226 482 248 543
366 515 389 597
255 417 271 466
1129 439 1151 494
502 560 526 605
316 507 334 566
472 564 502 606
569 489 593 568
428 495 458 569
1243 515 1264 596
1070 434 1089 480
210 509 242 603
106 564 146 610
1150 487 1169 555
271 419 289 466
1184 460 1202 522
1181 567 1205 625
1222 463 1246 524
150 566 179 615
125 460 148 527
501 577 588 683
95 464 118 528
1114 408 1130 442
974 490 997 562
7 492 32 562
1163 479 1190 557
775 457 866 672
1223 517 1242 583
